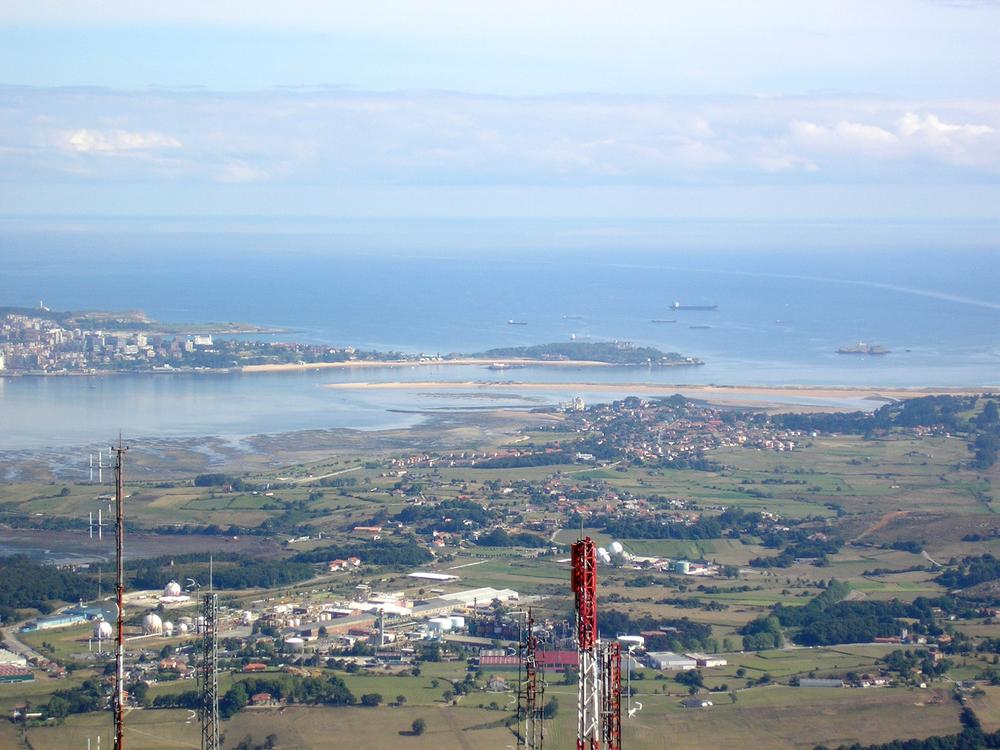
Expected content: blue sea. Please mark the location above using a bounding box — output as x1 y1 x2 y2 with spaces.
0 219 998 449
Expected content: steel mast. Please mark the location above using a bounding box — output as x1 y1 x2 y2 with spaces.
111 439 128 750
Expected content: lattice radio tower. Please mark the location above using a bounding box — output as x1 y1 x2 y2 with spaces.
199 570 220 750
110 439 128 750
522 609 545 750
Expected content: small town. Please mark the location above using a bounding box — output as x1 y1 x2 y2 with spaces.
0 307 398 374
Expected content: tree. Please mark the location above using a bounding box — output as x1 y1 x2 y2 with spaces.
360 693 383 707
396 694 407 706
543 697 559 719
131 681 150 706
411 718 426 736
47 695 70 718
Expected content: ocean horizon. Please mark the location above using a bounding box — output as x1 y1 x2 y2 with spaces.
1 219 998 448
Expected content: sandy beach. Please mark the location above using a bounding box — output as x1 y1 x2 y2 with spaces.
242 357 625 373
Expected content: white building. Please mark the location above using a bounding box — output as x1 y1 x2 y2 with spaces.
646 651 697 670
0 648 27 667
439 587 518 607
685 653 728 668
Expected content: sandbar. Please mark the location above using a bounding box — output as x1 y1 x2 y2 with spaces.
321 380 987 408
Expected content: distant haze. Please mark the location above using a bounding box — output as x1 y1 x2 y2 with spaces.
0 1 998 220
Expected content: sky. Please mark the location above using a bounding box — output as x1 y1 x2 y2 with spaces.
1 0 998 221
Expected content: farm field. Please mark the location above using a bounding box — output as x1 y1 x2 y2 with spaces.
23 689 967 750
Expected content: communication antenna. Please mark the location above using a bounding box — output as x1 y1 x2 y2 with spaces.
89 507 106 540
90 449 111 484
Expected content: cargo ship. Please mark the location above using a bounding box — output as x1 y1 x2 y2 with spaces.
837 342 890 355
671 301 718 311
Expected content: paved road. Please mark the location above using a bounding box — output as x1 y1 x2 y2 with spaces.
284 465 362 485
1 624 48 663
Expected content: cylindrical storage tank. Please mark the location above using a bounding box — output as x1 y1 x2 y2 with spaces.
284 636 305 653
449 616 465 630
241 611 253 625
142 613 163 635
178 616 193 627
428 617 452 632
178 622 189 634
291 617 301 627
93 620 114 640
163 581 182 597
163 621 175 636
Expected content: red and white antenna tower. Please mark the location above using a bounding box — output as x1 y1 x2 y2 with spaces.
572 537 601 750
571 536 623 750
601 643 622 750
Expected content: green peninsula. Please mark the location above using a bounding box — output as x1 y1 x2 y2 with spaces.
473 340 702 366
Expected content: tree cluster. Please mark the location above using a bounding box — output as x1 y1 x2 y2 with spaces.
0 555 97 622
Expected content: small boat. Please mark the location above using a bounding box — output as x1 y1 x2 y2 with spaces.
507 319 528 326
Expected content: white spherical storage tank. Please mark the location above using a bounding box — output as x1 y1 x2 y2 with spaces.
163 621 175 636
178 622 189 634
163 580 182 597
142 613 163 635
609 541 624 555
93 620 113 639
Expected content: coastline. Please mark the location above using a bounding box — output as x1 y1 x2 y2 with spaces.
321 380 989 406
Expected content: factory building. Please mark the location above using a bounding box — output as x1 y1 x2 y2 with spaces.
646 651 698 670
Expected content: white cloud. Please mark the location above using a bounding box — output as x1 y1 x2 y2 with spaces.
60 128 181 154
898 112 992 139
1 88 997 189
790 120 898 150
787 111 996 168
